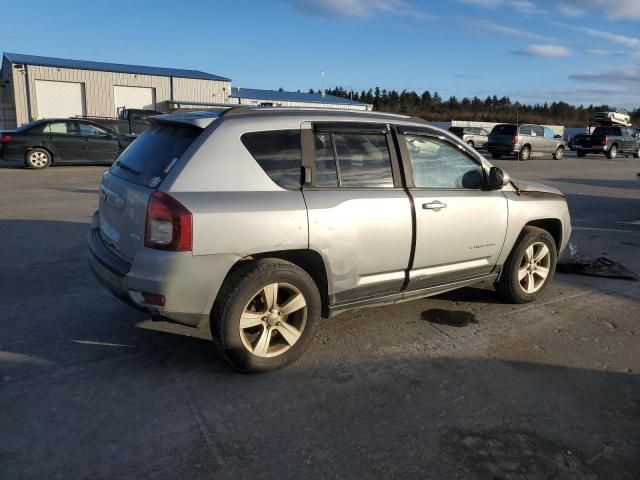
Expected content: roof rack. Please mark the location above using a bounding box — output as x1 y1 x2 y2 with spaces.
219 106 426 122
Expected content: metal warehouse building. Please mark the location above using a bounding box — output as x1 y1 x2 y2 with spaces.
0 52 371 129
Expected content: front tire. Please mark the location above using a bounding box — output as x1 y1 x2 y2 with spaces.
606 145 618 160
211 259 321 373
467 140 474 148
25 148 51 169
491 153 502 159
577 151 586 158
633 146 639 159
553 146 564 160
495 227 557 304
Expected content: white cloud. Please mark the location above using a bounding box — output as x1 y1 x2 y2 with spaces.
554 22 640 48
557 0 640 19
469 20 553 41
290 0 431 19
570 65 640 86
513 44 572 57
458 0 547 14
583 48 624 56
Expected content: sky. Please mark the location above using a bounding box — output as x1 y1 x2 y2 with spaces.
1 0 639 108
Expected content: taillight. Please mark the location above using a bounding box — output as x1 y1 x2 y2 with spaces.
0 134 12 143
144 191 192 251
512 135 519 143
602 137 608 145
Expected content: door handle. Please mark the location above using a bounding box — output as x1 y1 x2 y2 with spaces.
422 201 447 211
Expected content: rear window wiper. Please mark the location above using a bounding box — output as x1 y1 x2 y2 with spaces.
115 160 141 175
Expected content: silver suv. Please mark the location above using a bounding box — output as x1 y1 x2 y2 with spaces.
88 108 571 372
487 124 566 160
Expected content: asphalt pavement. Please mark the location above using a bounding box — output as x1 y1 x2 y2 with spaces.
1 152 639 479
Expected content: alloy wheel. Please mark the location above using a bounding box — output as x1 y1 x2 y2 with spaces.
30 151 49 168
518 242 551 294
239 282 307 358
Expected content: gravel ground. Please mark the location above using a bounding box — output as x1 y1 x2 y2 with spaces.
1 152 639 479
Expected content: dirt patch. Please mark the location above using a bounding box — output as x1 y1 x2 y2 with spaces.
440 428 598 479
421 308 478 328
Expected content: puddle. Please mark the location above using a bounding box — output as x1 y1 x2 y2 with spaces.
421 308 478 328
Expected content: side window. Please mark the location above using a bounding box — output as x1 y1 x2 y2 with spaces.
314 133 338 187
519 125 532 136
313 131 394 188
46 122 72 135
403 134 484 189
532 125 544 137
241 130 302 190
79 123 109 136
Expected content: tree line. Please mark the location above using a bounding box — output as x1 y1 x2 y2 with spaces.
306 86 639 127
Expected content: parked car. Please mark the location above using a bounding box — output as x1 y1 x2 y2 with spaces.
448 126 490 149
88 108 571 372
572 126 640 159
0 119 134 168
592 111 631 127
77 108 162 136
487 123 566 160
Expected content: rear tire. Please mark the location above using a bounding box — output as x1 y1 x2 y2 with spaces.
211 259 321 373
491 153 502 159
553 146 564 160
606 145 618 160
467 140 474 148
633 146 639 159
25 148 51 169
495 227 557 304
519 145 531 161
576 151 586 158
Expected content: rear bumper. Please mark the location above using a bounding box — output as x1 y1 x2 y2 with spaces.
575 145 605 153
88 212 240 327
487 145 517 155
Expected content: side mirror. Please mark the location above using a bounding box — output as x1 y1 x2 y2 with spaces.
487 167 510 190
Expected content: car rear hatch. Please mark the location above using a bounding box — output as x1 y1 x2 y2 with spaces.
488 124 517 147
97 120 207 262
574 134 599 148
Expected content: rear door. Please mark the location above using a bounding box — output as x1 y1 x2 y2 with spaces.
78 122 120 163
43 121 84 162
398 126 508 290
98 123 203 261
301 122 412 304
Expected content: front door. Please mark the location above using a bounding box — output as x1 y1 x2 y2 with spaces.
397 127 508 290
77 122 120 163
42 121 84 163
301 122 413 305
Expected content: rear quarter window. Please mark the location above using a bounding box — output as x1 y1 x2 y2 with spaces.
241 130 302 190
109 124 201 187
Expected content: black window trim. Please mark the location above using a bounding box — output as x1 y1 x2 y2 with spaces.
302 122 403 190
395 126 488 191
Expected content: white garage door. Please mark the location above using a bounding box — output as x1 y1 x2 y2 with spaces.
114 86 155 114
35 80 85 119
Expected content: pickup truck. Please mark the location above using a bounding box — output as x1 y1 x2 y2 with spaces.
573 126 640 159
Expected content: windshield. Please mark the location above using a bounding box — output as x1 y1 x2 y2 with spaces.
109 123 202 187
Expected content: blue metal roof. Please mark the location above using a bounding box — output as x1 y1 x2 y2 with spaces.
231 87 368 106
3 52 231 82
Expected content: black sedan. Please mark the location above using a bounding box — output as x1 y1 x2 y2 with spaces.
0 119 134 169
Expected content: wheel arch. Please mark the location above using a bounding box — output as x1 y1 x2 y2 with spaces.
523 218 562 250
222 249 331 318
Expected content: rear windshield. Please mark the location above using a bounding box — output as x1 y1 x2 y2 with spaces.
491 124 517 135
592 127 620 136
109 124 201 187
